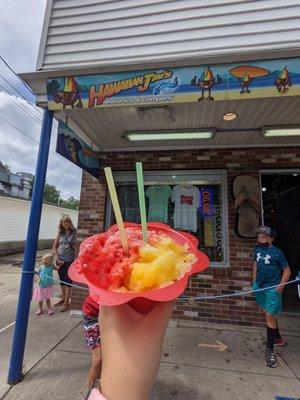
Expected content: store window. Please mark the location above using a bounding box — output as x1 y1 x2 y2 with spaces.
105 170 228 266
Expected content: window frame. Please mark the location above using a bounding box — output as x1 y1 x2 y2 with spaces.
104 169 228 267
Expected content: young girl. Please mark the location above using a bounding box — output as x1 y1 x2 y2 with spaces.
32 253 58 316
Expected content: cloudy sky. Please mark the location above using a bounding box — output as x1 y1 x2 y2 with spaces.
0 0 82 200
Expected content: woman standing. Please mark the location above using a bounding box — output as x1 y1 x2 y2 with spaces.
53 216 77 312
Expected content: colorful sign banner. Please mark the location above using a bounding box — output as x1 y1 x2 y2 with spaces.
200 188 214 218
56 120 101 179
46 57 300 109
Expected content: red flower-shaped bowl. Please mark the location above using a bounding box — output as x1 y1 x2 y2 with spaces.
69 222 209 311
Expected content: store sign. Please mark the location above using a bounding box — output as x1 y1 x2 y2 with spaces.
200 188 213 218
46 57 300 109
212 205 223 253
56 120 101 179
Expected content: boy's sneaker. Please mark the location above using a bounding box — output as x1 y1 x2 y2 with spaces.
265 347 278 368
274 337 286 346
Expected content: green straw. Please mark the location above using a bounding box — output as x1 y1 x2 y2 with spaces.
104 167 129 253
136 162 148 242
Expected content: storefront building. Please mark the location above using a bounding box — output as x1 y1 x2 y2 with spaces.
23 0 300 327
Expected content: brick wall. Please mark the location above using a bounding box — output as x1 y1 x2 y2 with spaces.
72 146 300 326
71 172 106 310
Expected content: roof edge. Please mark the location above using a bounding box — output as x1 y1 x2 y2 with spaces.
36 0 53 71
22 47 300 80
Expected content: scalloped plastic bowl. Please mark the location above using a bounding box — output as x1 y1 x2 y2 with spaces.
69 222 209 311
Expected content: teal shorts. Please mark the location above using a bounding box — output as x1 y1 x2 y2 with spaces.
252 281 282 316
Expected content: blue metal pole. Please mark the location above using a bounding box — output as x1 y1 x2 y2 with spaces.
7 109 54 384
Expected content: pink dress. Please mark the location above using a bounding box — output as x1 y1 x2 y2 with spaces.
32 286 54 302
32 265 55 302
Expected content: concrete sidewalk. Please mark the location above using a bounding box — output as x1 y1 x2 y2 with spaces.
1 251 299 400
1 315 300 400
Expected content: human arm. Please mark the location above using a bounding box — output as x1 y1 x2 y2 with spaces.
99 300 174 400
87 347 102 390
276 266 291 293
53 233 63 266
35 267 42 285
276 250 291 293
52 263 61 272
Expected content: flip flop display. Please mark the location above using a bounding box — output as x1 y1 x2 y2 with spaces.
233 175 261 238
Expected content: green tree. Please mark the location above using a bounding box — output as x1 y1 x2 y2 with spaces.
43 183 61 204
60 196 79 210
30 177 61 204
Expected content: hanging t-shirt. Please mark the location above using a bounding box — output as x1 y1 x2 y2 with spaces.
118 185 140 223
145 185 172 223
172 185 200 232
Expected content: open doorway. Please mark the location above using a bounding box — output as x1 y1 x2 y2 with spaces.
260 171 300 313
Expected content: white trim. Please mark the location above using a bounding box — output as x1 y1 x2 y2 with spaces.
259 169 300 174
36 0 53 71
112 169 224 183
20 48 300 80
102 142 300 152
221 171 229 268
258 172 264 226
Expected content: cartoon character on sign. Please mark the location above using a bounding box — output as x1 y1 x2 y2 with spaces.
51 77 83 109
229 65 270 94
274 66 293 94
64 135 99 169
238 72 253 94
191 66 223 101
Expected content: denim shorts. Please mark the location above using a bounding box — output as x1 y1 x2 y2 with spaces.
82 312 101 350
252 281 282 316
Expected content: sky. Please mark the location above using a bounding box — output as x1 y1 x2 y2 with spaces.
0 0 82 200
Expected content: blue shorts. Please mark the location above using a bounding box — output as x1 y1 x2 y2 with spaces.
252 281 282 316
82 312 101 350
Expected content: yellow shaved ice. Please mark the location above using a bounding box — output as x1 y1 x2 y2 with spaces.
128 236 196 292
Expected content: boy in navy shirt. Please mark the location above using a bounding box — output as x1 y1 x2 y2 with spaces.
252 226 291 368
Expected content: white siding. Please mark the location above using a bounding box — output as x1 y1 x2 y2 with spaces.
0 196 78 242
37 0 300 70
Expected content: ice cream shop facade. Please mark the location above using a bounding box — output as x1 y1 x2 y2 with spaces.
24 0 300 327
